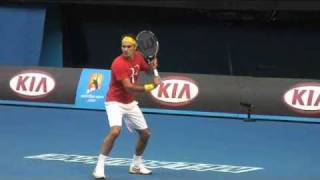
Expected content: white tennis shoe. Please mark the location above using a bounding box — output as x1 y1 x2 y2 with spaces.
92 168 106 179
129 164 152 175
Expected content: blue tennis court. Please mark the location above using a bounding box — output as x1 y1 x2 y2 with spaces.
1 104 319 180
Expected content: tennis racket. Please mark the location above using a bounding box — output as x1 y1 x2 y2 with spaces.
136 30 160 76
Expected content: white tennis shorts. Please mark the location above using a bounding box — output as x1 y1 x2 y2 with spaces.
105 101 148 131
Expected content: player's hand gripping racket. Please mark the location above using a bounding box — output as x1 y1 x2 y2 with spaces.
136 30 160 77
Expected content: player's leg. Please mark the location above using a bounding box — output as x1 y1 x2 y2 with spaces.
126 102 152 175
93 102 124 179
100 126 122 158
135 128 151 156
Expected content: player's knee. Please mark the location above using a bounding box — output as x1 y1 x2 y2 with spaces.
140 130 151 141
109 128 121 138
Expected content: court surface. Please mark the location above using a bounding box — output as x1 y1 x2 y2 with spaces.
1 104 319 180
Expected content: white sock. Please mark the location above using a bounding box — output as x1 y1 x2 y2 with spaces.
133 154 142 166
95 154 107 172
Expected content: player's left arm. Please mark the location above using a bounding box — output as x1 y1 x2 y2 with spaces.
149 57 158 70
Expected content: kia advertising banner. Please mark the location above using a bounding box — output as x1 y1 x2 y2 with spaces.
1 66 320 122
137 73 242 114
243 78 320 118
0 66 81 104
137 72 320 120
283 82 320 114
74 69 110 110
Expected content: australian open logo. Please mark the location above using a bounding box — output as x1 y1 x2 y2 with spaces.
87 73 103 94
80 73 105 103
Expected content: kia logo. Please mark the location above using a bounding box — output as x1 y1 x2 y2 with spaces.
150 76 199 107
283 83 320 113
9 70 56 99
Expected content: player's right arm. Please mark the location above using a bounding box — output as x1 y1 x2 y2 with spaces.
121 78 160 93
121 78 145 92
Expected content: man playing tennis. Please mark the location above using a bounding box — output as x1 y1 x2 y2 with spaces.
93 34 160 179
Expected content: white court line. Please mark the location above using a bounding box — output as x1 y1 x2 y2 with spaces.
25 153 263 174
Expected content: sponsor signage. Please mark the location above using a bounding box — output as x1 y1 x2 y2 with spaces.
137 73 241 113
75 69 111 110
137 73 320 121
150 76 199 107
9 70 56 99
283 83 320 114
1 66 320 123
0 66 81 104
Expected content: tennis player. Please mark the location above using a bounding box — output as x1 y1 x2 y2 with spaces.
93 34 161 179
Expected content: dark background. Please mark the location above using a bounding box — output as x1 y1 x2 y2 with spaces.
3 0 320 79
60 4 320 79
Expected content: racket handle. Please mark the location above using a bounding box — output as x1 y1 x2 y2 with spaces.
153 68 159 77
